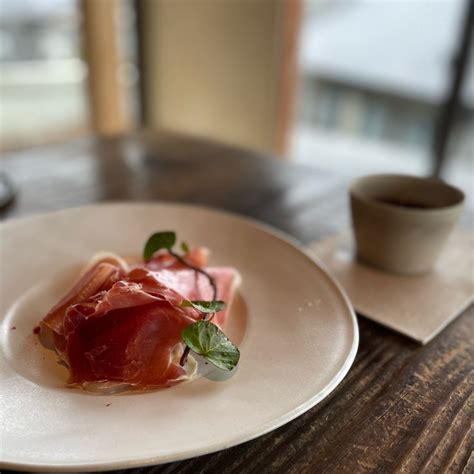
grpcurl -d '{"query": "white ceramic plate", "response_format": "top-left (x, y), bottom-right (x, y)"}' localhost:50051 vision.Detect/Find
top-left (0, 203), bottom-right (358, 472)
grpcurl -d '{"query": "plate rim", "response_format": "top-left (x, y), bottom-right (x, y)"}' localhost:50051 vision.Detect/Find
top-left (0, 201), bottom-right (359, 472)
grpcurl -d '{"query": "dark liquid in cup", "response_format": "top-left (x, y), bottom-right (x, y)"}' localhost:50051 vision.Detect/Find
top-left (376, 198), bottom-right (436, 209)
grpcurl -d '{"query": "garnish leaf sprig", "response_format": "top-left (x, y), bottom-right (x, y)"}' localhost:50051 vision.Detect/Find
top-left (181, 321), bottom-right (240, 371)
top-left (143, 231), bottom-right (176, 260)
top-left (143, 231), bottom-right (239, 371)
top-left (181, 299), bottom-right (226, 314)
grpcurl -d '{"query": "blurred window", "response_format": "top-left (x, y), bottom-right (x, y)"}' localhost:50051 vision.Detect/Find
top-left (0, 0), bottom-right (139, 151)
top-left (292, 0), bottom-right (473, 184)
top-left (0, 0), bottom-right (88, 150)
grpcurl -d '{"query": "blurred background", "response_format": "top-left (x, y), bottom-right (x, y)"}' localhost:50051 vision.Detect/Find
top-left (0, 0), bottom-right (472, 190)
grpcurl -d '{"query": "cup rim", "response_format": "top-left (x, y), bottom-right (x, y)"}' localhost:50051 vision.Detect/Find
top-left (350, 173), bottom-right (465, 214)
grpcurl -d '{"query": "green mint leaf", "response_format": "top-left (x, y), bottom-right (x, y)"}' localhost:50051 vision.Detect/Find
top-left (181, 241), bottom-right (190, 254)
top-left (181, 300), bottom-right (226, 313)
top-left (143, 231), bottom-right (176, 260)
top-left (181, 321), bottom-right (240, 371)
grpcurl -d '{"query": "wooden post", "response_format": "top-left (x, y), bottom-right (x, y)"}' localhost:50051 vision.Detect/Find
top-left (274, 0), bottom-right (302, 156)
top-left (81, 0), bottom-right (127, 135)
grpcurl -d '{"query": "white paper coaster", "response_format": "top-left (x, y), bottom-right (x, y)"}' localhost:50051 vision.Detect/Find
top-left (309, 231), bottom-right (474, 344)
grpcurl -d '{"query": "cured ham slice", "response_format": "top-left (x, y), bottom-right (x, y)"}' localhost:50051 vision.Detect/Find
top-left (149, 267), bottom-right (239, 327)
top-left (144, 247), bottom-right (210, 271)
top-left (63, 276), bottom-right (200, 388)
top-left (39, 255), bottom-right (128, 351)
top-left (36, 248), bottom-right (240, 390)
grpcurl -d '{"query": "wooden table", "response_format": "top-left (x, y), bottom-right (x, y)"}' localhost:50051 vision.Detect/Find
top-left (2, 133), bottom-right (473, 474)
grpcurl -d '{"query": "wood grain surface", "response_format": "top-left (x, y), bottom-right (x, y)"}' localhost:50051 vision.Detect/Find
top-left (1, 132), bottom-right (473, 474)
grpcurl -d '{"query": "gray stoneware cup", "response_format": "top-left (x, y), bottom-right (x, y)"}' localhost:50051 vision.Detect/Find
top-left (350, 174), bottom-right (465, 275)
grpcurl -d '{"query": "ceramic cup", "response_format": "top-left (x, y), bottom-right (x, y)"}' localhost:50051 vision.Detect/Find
top-left (350, 174), bottom-right (465, 275)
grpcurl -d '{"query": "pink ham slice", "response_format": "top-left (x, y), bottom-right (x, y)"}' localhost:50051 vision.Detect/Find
top-left (145, 247), bottom-right (210, 271)
top-left (62, 274), bottom-right (200, 388)
top-left (39, 256), bottom-right (127, 351)
top-left (148, 267), bottom-right (238, 327)
top-left (37, 250), bottom-right (239, 390)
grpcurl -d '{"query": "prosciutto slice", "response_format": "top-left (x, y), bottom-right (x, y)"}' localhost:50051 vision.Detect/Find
top-left (145, 247), bottom-right (210, 271)
top-left (39, 254), bottom-right (128, 352)
top-left (149, 267), bottom-right (238, 327)
top-left (63, 275), bottom-right (200, 388)
top-left (37, 249), bottom-right (239, 390)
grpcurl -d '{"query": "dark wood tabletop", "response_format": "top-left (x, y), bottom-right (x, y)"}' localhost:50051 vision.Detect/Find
top-left (1, 132), bottom-right (473, 474)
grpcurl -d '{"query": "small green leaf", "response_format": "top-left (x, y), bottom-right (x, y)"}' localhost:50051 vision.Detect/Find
top-left (181, 321), bottom-right (240, 371)
top-left (143, 231), bottom-right (176, 260)
top-left (181, 241), bottom-right (190, 254)
top-left (181, 300), bottom-right (226, 313)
